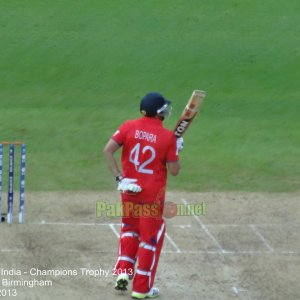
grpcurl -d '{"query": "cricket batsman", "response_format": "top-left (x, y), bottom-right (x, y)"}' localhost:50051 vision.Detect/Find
top-left (103, 92), bottom-right (183, 298)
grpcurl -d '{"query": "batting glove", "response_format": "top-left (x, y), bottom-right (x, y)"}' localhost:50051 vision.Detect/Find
top-left (117, 177), bottom-right (142, 193)
top-left (176, 137), bottom-right (184, 153)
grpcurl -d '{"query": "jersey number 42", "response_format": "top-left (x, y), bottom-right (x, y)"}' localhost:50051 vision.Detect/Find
top-left (129, 143), bottom-right (155, 174)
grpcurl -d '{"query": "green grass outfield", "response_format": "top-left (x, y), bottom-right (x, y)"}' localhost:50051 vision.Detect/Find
top-left (0, 0), bottom-right (299, 192)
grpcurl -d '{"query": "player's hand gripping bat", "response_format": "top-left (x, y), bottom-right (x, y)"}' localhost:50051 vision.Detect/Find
top-left (173, 90), bottom-right (206, 138)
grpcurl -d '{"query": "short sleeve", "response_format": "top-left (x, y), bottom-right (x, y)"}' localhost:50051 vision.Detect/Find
top-left (166, 135), bottom-right (179, 162)
top-left (111, 122), bottom-right (128, 145)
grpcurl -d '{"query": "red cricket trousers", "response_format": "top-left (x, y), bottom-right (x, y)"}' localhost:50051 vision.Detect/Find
top-left (113, 201), bottom-right (166, 293)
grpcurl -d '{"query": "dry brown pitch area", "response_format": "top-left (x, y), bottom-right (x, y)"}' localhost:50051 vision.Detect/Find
top-left (1, 191), bottom-right (300, 300)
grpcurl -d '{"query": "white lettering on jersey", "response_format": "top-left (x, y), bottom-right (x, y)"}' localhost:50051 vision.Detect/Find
top-left (134, 130), bottom-right (157, 143)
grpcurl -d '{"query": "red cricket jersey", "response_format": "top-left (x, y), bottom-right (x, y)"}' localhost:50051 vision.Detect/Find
top-left (112, 116), bottom-right (178, 203)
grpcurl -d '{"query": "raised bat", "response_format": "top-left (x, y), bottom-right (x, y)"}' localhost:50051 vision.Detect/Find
top-left (173, 90), bottom-right (206, 137)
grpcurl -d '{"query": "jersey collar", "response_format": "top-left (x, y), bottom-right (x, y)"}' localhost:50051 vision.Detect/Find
top-left (141, 116), bottom-right (163, 125)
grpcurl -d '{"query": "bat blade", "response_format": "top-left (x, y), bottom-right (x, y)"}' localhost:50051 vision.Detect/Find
top-left (174, 90), bottom-right (206, 138)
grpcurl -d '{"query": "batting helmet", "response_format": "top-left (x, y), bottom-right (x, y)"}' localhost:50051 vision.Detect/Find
top-left (140, 92), bottom-right (172, 118)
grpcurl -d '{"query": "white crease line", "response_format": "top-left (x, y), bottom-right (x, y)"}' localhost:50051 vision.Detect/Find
top-left (181, 199), bottom-right (225, 253)
top-left (1, 248), bottom-right (299, 255)
top-left (0, 249), bottom-right (20, 253)
top-left (65, 249), bottom-right (298, 255)
top-left (67, 249), bottom-right (110, 254)
top-left (109, 224), bottom-right (120, 239)
top-left (252, 223), bottom-right (300, 227)
top-left (182, 250), bottom-right (270, 254)
top-left (30, 221), bottom-right (192, 228)
top-left (206, 224), bottom-right (241, 227)
top-left (232, 286), bottom-right (248, 294)
top-left (165, 233), bottom-right (181, 253)
top-left (207, 223), bottom-right (300, 227)
top-left (172, 224), bottom-right (192, 228)
top-left (29, 221), bottom-right (300, 228)
top-left (179, 250), bottom-right (300, 255)
top-left (249, 224), bottom-right (274, 253)
top-left (65, 249), bottom-right (178, 254)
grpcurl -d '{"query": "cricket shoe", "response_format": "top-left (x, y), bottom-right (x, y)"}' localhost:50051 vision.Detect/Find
top-left (115, 274), bottom-right (129, 291)
top-left (131, 287), bottom-right (160, 299)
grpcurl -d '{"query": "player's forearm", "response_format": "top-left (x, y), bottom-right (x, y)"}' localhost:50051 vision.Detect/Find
top-left (103, 151), bottom-right (121, 178)
top-left (103, 139), bottom-right (122, 178)
top-left (167, 161), bottom-right (180, 176)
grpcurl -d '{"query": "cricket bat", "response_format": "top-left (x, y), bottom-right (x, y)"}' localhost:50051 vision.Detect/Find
top-left (173, 90), bottom-right (206, 137)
